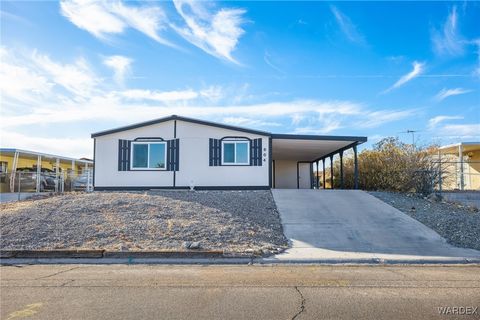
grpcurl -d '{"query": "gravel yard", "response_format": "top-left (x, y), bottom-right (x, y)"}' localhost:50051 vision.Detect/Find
top-left (0, 191), bottom-right (288, 254)
top-left (370, 191), bottom-right (480, 251)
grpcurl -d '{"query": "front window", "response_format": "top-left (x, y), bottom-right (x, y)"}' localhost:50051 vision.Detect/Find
top-left (222, 140), bottom-right (249, 165)
top-left (131, 142), bottom-right (166, 170)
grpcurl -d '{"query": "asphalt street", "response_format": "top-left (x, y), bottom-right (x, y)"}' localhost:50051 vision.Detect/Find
top-left (1, 264), bottom-right (479, 319)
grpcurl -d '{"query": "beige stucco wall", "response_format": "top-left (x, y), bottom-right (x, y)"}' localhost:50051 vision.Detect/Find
top-left (94, 119), bottom-right (270, 188)
top-left (273, 160), bottom-right (311, 189)
top-left (466, 151), bottom-right (480, 190)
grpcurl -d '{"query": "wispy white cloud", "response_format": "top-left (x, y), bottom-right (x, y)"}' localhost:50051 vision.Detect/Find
top-left (1, 46), bottom-right (420, 157)
top-left (432, 6), bottom-right (465, 56)
top-left (428, 115), bottom-right (464, 129)
top-left (172, 0), bottom-right (246, 63)
top-left (116, 85), bottom-right (223, 103)
top-left (473, 39), bottom-right (480, 77)
top-left (382, 61), bottom-right (425, 93)
top-left (223, 117), bottom-right (281, 127)
top-left (60, 0), bottom-right (124, 38)
top-left (0, 48), bottom-right (53, 104)
top-left (60, 0), bottom-right (247, 63)
top-left (0, 10), bottom-right (32, 25)
top-left (31, 50), bottom-right (100, 97)
top-left (264, 51), bottom-right (285, 74)
top-left (439, 124), bottom-right (480, 138)
top-left (330, 5), bottom-right (366, 45)
top-left (103, 55), bottom-right (132, 85)
top-left (434, 88), bottom-right (473, 101)
top-left (358, 109), bottom-right (418, 128)
top-left (0, 130), bottom-right (92, 159)
top-left (293, 122), bottom-right (342, 135)
top-left (60, 0), bottom-right (174, 47)
top-left (118, 89), bottom-right (199, 102)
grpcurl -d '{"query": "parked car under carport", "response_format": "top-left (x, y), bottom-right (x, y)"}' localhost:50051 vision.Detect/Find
top-left (12, 168), bottom-right (57, 192)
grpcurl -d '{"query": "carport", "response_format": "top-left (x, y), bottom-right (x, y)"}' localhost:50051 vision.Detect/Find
top-left (271, 134), bottom-right (367, 189)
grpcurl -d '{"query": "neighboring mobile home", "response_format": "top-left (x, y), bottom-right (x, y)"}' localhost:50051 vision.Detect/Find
top-left (437, 142), bottom-right (480, 191)
top-left (91, 115), bottom-right (367, 190)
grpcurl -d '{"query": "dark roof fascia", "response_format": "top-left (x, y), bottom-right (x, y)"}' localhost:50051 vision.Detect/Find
top-left (91, 115), bottom-right (271, 138)
top-left (312, 141), bottom-right (360, 163)
top-left (271, 133), bottom-right (367, 143)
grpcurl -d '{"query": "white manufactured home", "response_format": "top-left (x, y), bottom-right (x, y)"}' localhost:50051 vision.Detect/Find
top-left (91, 115), bottom-right (367, 190)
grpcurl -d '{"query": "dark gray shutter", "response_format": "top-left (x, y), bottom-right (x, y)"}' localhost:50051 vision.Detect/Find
top-left (209, 138), bottom-right (221, 166)
top-left (118, 139), bottom-right (131, 171)
top-left (250, 138), bottom-right (262, 166)
top-left (167, 139), bottom-right (180, 171)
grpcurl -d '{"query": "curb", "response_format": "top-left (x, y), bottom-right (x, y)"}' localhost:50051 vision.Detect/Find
top-left (0, 250), bottom-right (104, 259)
top-left (1, 250), bottom-right (479, 265)
top-left (0, 250), bottom-right (254, 260)
top-left (257, 257), bottom-right (480, 265)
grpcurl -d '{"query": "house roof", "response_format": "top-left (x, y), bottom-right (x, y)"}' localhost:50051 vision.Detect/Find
top-left (91, 115), bottom-right (271, 138)
top-left (91, 115), bottom-right (368, 143)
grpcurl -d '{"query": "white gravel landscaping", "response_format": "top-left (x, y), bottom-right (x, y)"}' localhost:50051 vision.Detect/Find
top-left (0, 191), bottom-right (288, 254)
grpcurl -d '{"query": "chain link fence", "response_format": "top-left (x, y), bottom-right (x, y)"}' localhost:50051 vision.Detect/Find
top-left (431, 160), bottom-right (480, 192)
top-left (0, 169), bottom-right (93, 201)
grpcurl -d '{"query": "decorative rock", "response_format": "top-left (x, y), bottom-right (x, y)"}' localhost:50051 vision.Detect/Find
top-left (188, 241), bottom-right (201, 249)
top-left (427, 193), bottom-right (442, 202)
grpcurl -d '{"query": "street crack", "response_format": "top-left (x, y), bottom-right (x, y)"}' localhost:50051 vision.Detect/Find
top-left (36, 266), bottom-right (80, 280)
top-left (292, 286), bottom-right (306, 320)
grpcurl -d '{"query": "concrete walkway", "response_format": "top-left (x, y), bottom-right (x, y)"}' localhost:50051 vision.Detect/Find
top-left (267, 189), bottom-right (480, 263)
top-left (0, 192), bottom-right (35, 203)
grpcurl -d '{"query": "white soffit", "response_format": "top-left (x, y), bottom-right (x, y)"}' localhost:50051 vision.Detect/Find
top-left (272, 139), bottom-right (355, 161)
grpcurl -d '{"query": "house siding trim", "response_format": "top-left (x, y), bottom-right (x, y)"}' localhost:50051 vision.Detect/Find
top-left (94, 185), bottom-right (270, 191)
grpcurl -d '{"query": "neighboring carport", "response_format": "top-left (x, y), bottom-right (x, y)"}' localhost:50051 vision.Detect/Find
top-left (271, 134), bottom-right (367, 189)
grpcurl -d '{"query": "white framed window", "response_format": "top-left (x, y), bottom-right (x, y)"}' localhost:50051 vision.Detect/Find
top-left (131, 141), bottom-right (167, 170)
top-left (222, 140), bottom-right (250, 165)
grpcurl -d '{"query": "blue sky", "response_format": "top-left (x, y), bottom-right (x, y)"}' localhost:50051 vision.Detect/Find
top-left (1, 1), bottom-right (479, 158)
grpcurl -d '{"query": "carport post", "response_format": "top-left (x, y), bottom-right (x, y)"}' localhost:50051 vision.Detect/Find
top-left (36, 155), bottom-right (41, 193)
top-left (316, 160), bottom-right (319, 189)
top-left (458, 144), bottom-right (464, 190)
top-left (339, 150), bottom-right (344, 189)
top-left (330, 155), bottom-right (334, 189)
top-left (55, 158), bottom-right (60, 193)
top-left (322, 158), bottom-right (326, 189)
top-left (353, 144), bottom-right (359, 189)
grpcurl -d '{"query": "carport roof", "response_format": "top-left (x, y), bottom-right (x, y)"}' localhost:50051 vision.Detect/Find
top-left (0, 148), bottom-right (93, 164)
top-left (439, 142), bottom-right (480, 154)
top-left (272, 134), bottom-right (367, 162)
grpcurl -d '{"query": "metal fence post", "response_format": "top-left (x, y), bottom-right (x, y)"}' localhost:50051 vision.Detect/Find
top-left (438, 152), bottom-right (442, 194)
top-left (87, 170), bottom-right (92, 192)
top-left (17, 171), bottom-right (21, 201)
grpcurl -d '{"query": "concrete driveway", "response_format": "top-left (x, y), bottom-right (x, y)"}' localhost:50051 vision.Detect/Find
top-left (267, 189), bottom-right (480, 263)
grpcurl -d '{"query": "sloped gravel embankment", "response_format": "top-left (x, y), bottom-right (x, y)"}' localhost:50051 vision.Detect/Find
top-left (0, 191), bottom-right (288, 254)
top-left (370, 191), bottom-right (480, 251)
